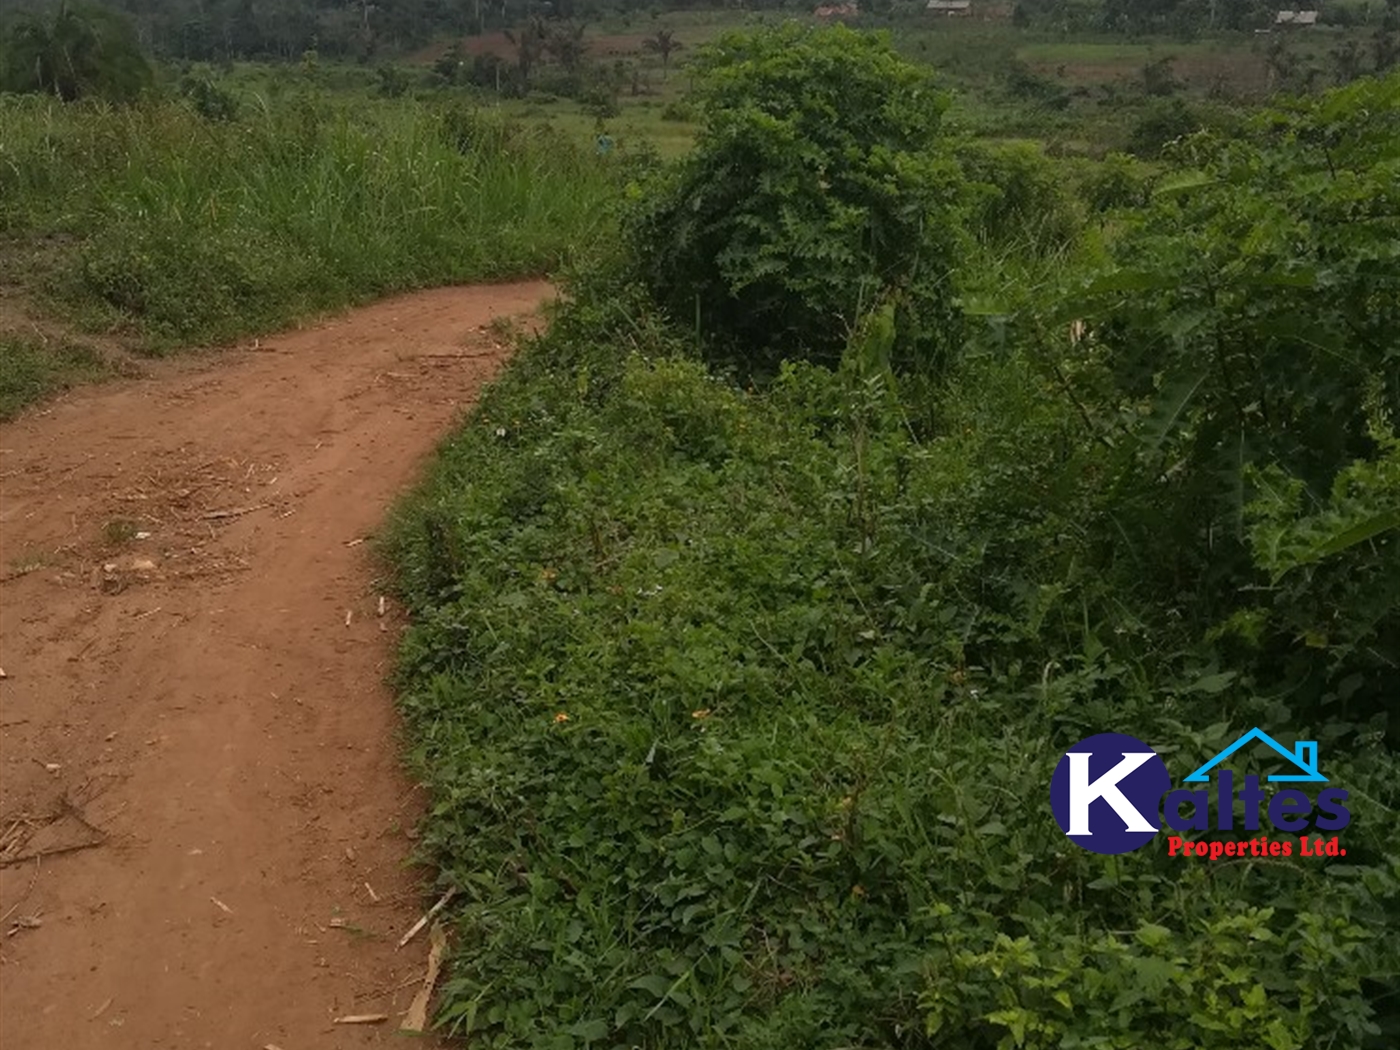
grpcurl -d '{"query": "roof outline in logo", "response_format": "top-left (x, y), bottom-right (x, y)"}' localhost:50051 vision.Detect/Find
top-left (1182, 727), bottom-right (1326, 784)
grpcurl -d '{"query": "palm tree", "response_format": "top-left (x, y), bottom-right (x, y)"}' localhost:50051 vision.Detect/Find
top-left (544, 21), bottom-right (587, 75)
top-left (642, 28), bottom-right (683, 81)
top-left (503, 15), bottom-right (548, 86)
top-left (1, 1), bottom-right (152, 102)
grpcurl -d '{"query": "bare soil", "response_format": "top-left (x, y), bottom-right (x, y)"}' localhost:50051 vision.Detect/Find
top-left (0, 282), bottom-right (553, 1048)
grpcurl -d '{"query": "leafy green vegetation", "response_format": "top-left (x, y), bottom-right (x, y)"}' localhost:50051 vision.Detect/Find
top-left (625, 25), bottom-right (967, 376)
top-left (387, 27), bottom-right (1400, 1050)
top-left (0, 333), bottom-right (113, 420)
top-left (0, 1), bottom-right (152, 102)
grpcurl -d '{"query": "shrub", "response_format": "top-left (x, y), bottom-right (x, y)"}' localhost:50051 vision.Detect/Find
top-left (659, 99), bottom-right (696, 122)
top-left (1126, 98), bottom-right (1204, 158)
top-left (1041, 73), bottom-right (1400, 729)
top-left (624, 24), bottom-right (970, 378)
top-left (1078, 150), bottom-right (1151, 212)
top-left (957, 140), bottom-right (1082, 254)
top-left (178, 74), bottom-right (239, 122)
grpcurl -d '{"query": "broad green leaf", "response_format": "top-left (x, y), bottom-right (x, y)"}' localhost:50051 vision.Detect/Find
top-left (1140, 370), bottom-right (1209, 452)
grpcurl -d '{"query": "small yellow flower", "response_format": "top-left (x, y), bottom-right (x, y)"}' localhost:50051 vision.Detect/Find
top-left (553, 712), bottom-right (570, 723)
top-left (691, 709), bottom-right (712, 720)
top-left (539, 567), bottom-right (558, 582)
top-left (851, 884), bottom-right (866, 898)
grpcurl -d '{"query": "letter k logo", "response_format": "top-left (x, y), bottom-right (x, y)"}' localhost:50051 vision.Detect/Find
top-left (1066, 752), bottom-right (1157, 835)
top-left (1050, 733), bottom-right (1172, 855)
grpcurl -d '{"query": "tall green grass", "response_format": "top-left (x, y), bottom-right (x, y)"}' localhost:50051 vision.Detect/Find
top-left (0, 94), bottom-right (615, 347)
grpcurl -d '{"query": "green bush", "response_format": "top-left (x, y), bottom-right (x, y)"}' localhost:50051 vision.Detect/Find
top-left (1126, 98), bottom-right (1205, 158)
top-left (1036, 73), bottom-right (1400, 728)
top-left (957, 140), bottom-right (1082, 254)
top-left (1079, 150), bottom-right (1151, 213)
top-left (659, 99), bottom-right (696, 122)
top-left (385, 282), bottom-right (1399, 1047)
top-left (624, 24), bottom-right (970, 378)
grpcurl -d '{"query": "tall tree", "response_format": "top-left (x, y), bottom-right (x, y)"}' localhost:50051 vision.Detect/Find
top-left (1, 1), bottom-right (152, 101)
top-left (642, 27), bottom-right (681, 80)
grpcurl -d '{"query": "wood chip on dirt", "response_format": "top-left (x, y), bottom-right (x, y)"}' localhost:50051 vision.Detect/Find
top-left (401, 922), bottom-right (448, 1033)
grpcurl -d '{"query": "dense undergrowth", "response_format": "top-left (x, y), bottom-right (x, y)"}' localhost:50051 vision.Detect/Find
top-left (387, 27), bottom-right (1399, 1050)
top-left (0, 94), bottom-right (614, 347)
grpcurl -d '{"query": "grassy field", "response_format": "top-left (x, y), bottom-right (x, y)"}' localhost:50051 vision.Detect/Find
top-left (0, 93), bottom-right (615, 353)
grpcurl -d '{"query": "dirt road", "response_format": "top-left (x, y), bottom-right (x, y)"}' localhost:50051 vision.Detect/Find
top-left (0, 282), bottom-right (552, 1048)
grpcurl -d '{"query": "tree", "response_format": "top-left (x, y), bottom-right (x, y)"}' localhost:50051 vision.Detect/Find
top-left (1, 1), bottom-right (152, 102)
top-left (544, 20), bottom-right (587, 74)
top-left (625, 24), bottom-right (969, 377)
top-left (503, 15), bottom-right (547, 85)
top-left (642, 27), bottom-right (682, 80)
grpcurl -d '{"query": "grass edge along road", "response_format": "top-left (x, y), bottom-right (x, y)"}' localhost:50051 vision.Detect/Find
top-left (0, 93), bottom-right (616, 417)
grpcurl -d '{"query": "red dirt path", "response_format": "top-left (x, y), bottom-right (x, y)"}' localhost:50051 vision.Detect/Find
top-left (0, 282), bottom-right (553, 1048)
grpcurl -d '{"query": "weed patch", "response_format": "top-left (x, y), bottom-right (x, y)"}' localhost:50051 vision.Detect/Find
top-left (0, 333), bottom-right (113, 419)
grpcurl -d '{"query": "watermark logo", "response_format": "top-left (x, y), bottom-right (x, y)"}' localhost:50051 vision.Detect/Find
top-left (1049, 728), bottom-right (1351, 857)
top-left (1048, 733), bottom-right (1172, 855)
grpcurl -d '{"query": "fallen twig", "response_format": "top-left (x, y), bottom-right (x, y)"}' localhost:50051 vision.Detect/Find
top-left (1, 838), bottom-right (104, 867)
top-left (401, 922), bottom-right (448, 1032)
top-left (397, 887), bottom-right (457, 950)
top-left (209, 896), bottom-right (234, 915)
top-left (0, 856), bottom-right (40, 925)
top-left (201, 503), bottom-right (269, 521)
top-left (333, 1014), bottom-right (389, 1025)
top-left (5, 914), bottom-right (42, 937)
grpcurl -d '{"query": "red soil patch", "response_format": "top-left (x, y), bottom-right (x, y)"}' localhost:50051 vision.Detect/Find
top-left (0, 282), bottom-right (553, 1048)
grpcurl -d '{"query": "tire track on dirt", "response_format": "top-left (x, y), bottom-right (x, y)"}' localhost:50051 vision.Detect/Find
top-left (0, 282), bottom-right (551, 1048)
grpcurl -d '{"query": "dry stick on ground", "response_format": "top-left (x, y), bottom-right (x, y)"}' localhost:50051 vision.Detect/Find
top-left (401, 921), bottom-right (448, 1032)
top-left (0, 856), bottom-right (40, 925)
top-left (201, 503), bottom-right (270, 521)
top-left (2, 839), bottom-right (106, 868)
top-left (397, 887), bottom-right (457, 949)
top-left (333, 1013), bottom-right (389, 1024)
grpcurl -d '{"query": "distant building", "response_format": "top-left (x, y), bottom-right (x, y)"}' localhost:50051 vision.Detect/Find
top-left (1274, 10), bottom-right (1319, 25)
top-left (927, 0), bottom-right (973, 13)
top-left (814, 3), bottom-right (859, 19)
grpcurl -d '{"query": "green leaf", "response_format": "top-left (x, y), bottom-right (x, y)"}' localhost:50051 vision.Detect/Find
top-left (1152, 169), bottom-right (1215, 196)
top-left (1140, 369), bottom-right (1209, 452)
top-left (1189, 672), bottom-right (1237, 695)
top-left (628, 974), bottom-right (673, 998)
top-left (1310, 508), bottom-right (1400, 560)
